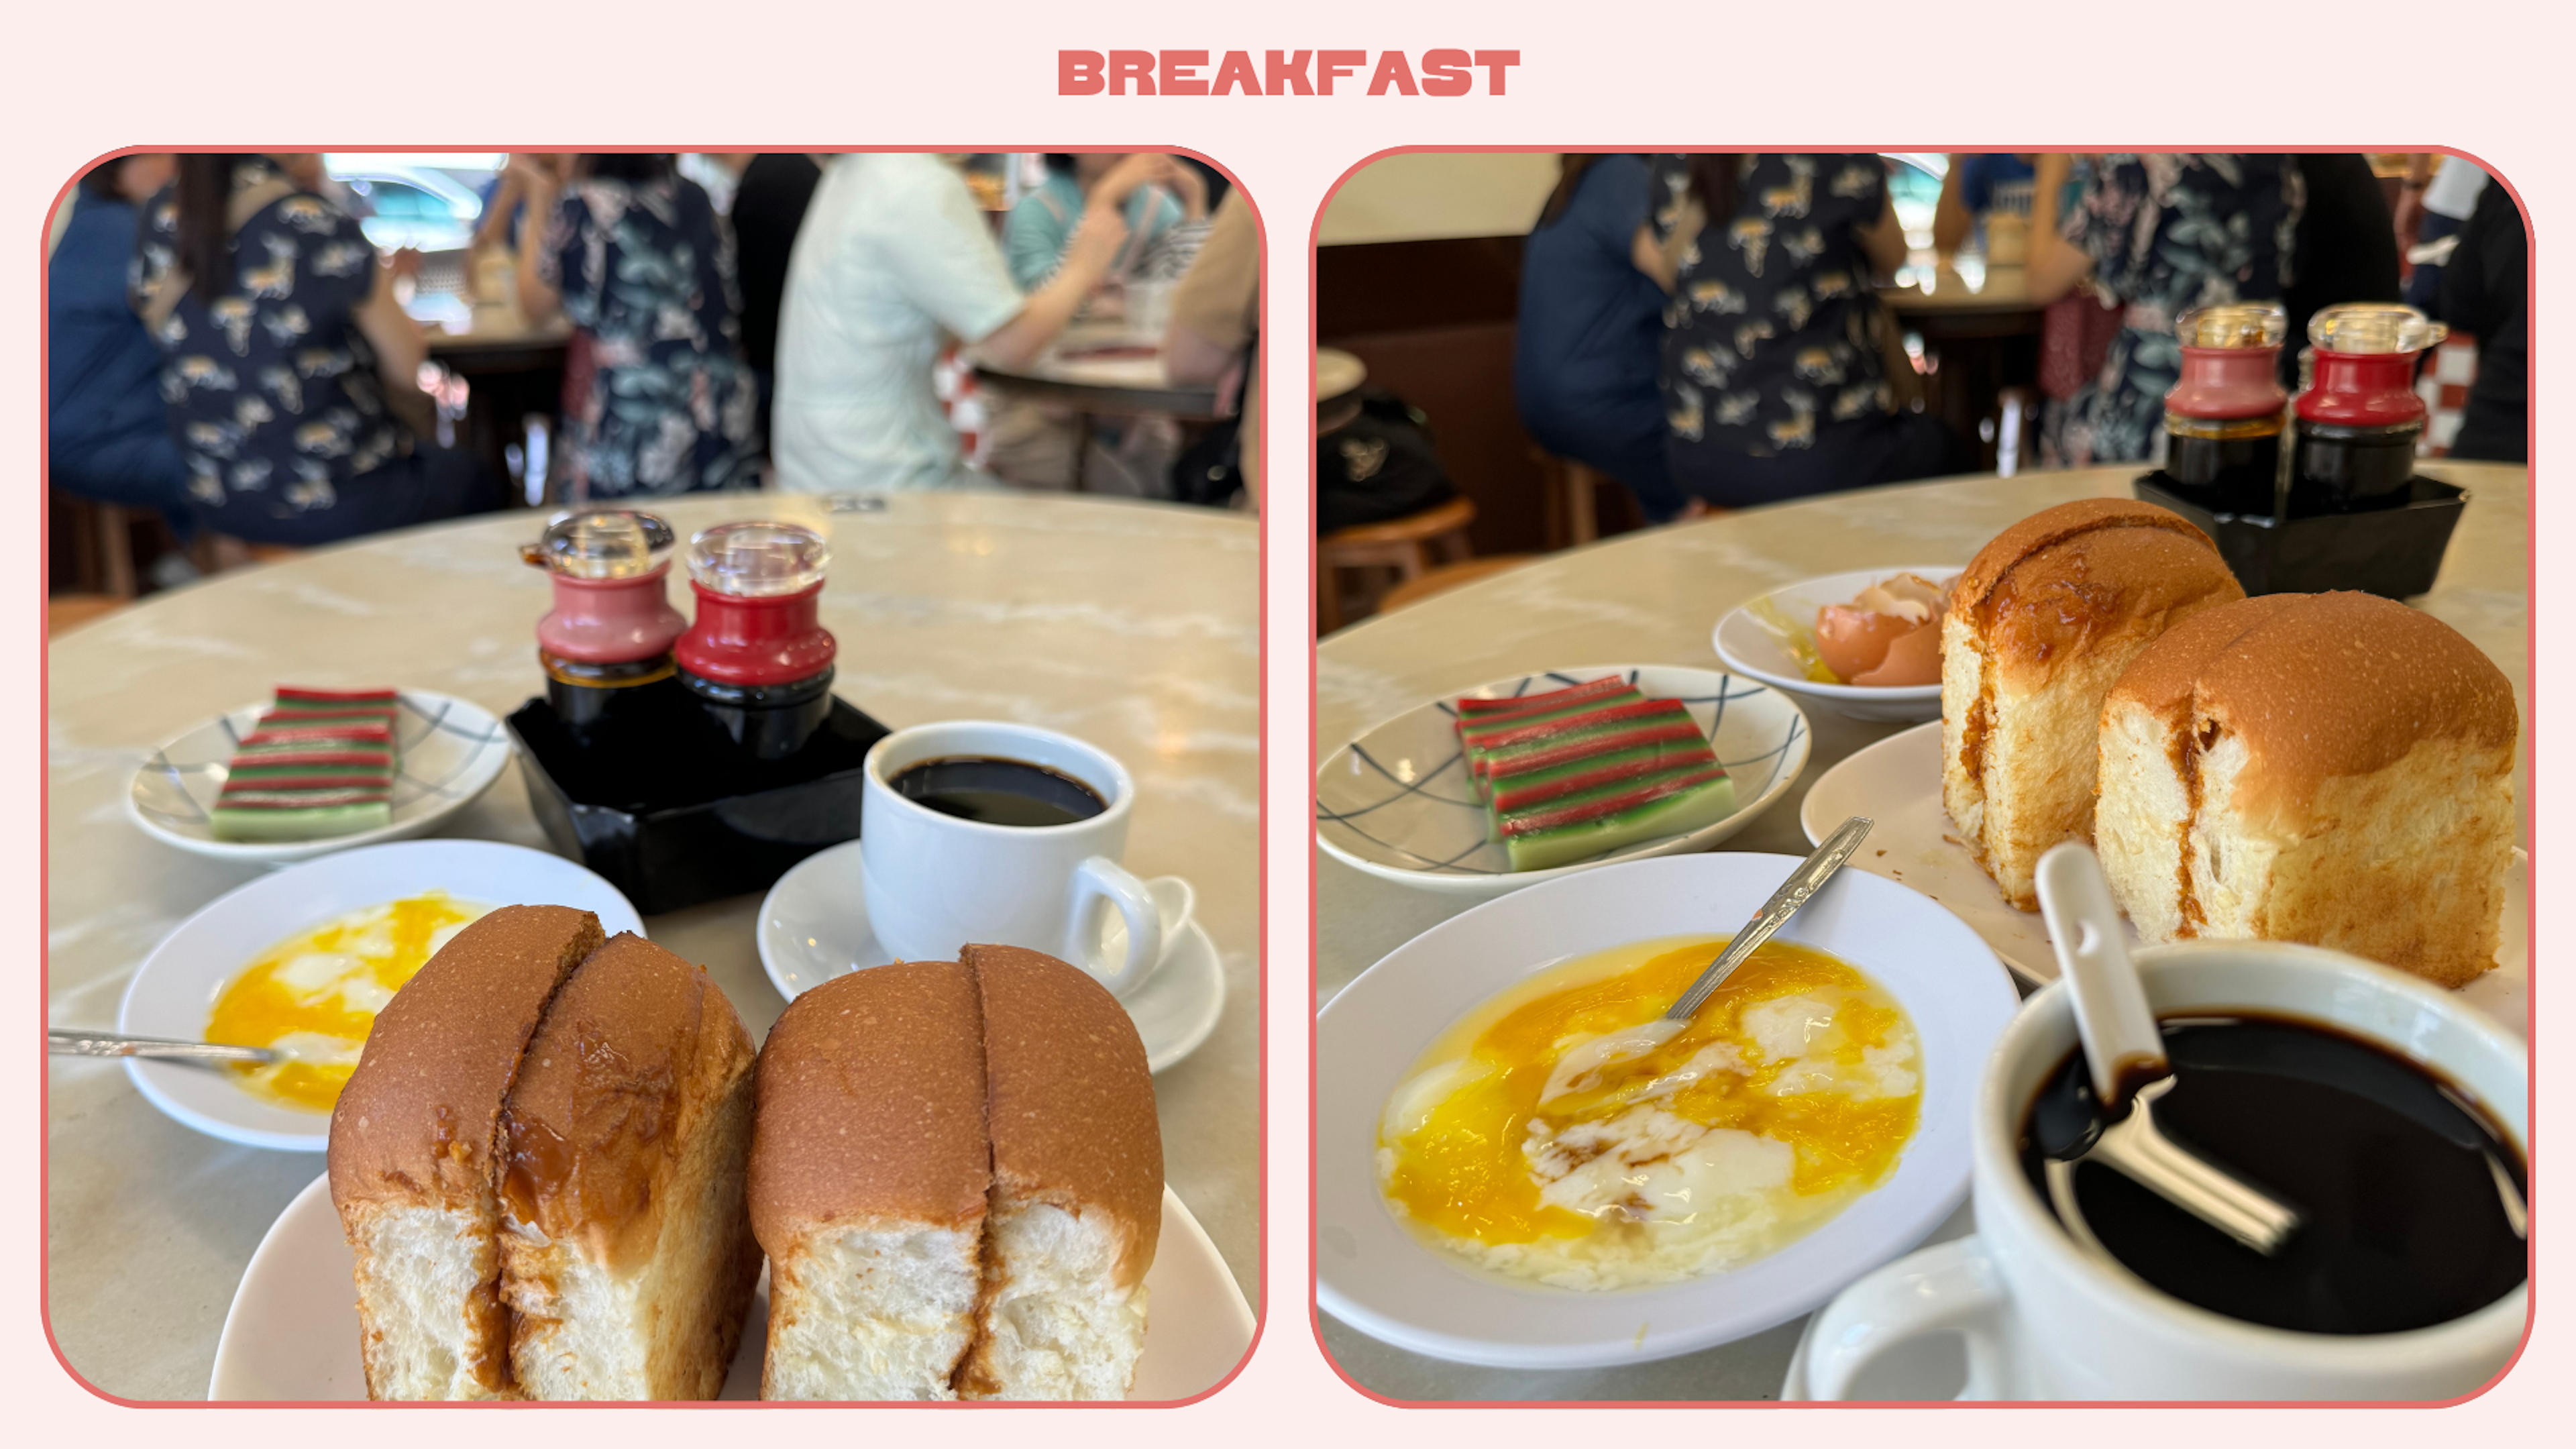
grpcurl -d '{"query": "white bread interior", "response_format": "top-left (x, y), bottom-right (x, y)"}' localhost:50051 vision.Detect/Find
top-left (762, 1223), bottom-right (983, 1400)
top-left (967, 1201), bottom-right (1152, 1401)
top-left (2097, 592), bottom-right (2517, 988)
top-left (339, 1203), bottom-right (516, 1400)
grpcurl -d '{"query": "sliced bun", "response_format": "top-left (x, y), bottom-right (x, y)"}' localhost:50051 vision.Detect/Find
top-left (329, 904), bottom-right (604, 1401)
top-left (1941, 499), bottom-right (2242, 909)
top-left (959, 944), bottom-right (1160, 1401)
top-left (751, 960), bottom-right (991, 1401)
top-left (2098, 592), bottom-right (2518, 986)
top-left (498, 932), bottom-right (761, 1399)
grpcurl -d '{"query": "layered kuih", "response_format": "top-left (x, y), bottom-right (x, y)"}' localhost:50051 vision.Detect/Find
top-left (1454, 684), bottom-right (1736, 871)
top-left (211, 688), bottom-right (400, 841)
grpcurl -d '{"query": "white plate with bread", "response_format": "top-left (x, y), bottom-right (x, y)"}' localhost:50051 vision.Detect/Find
top-left (113, 840), bottom-right (643, 1152)
top-left (213, 1174), bottom-right (1252, 1401)
top-left (232, 905), bottom-right (1250, 1401)
top-left (1315, 665), bottom-right (1811, 900)
top-left (125, 690), bottom-right (515, 865)
top-left (1805, 499), bottom-right (2528, 1037)
top-left (1713, 565), bottom-right (1960, 723)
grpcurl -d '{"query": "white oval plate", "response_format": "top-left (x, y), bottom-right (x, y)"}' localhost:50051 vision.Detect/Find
top-left (1712, 566), bottom-right (1960, 724)
top-left (126, 691), bottom-right (515, 865)
top-left (115, 840), bottom-right (645, 1152)
top-left (1314, 665), bottom-right (1811, 901)
top-left (755, 839), bottom-right (1225, 1074)
top-left (1799, 720), bottom-right (2532, 1036)
top-left (212, 1173), bottom-right (1256, 1401)
top-left (1315, 851), bottom-right (2018, 1368)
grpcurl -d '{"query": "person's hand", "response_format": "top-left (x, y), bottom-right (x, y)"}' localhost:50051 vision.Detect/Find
top-left (1090, 152), bottom-right (1173, 213)
top-left (389, 248), bottom-right (423, 280)
top-left (1162, 158), bottom-right (1210, 221)
top-left (2393, 184), bottom-right (2425, 256)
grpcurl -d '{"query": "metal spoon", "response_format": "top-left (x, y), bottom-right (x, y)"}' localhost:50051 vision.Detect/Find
top-left (1540, 816), bottom-right (1875, 1103)
top-left (49, 1028), bottom-right (282, 1066)
top-left (2031, 843), bottom-right (2303, 1256)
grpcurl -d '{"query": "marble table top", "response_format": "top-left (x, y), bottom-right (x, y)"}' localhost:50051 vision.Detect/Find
top-left (46, 490), bottom-right (1261, 1400)
top-left (1314, 462), bottom-right (2528, 1401)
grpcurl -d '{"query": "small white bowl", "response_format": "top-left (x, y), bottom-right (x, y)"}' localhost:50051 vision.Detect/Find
top-left (1713, 566), bottom-right (1960, 723)
top-left (113, 839), bottom-right (645, 1151)
top-left (1314, 665), bottom-right (1811, 901)
top-left (1316, 851), bottom-right (2019, 1368)
top-left (126, 691), bottom-right (515, 865)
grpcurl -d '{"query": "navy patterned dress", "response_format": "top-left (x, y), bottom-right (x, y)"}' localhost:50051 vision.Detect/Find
top-left (132, 161), bottom-right (413, 525)
top-left (538, 176), bottom-right (759, 498)
top-left (2045, 154), bottom-right (2305, 467)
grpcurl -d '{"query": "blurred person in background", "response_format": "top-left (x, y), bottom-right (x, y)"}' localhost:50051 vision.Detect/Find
top-left (2027, 153), bottom-right (2302, 466)
top-left (1644, 154), bottom-right (1960, 509)
top-left (513, 153), bottom-right (759, 498)
top-left (470, 152), bottom-right (572, 257)
top-left (1932, 152), bottom-right (2034, 262)
top-left (1164, 186), bottom-right (1260, 508)
top-left (2282, 154), bottom-right (2401, 388)
top-left (2397, 154), bottom-right (2490, 311)
top-left (50, 154), bottom-right (193, 555)
top-left (131, 154), bottom-right (502, 545)
top-left (2434, 179), bottom-right (2526, 463)
top-left (731, 153), bottom-right (827, 460)
top-left (771, 152), bottom-right (1140, 494)
top-left (987, 152), bottom-right (1205, 491)
top-left (1513, 153), bottom-right (1682, 522)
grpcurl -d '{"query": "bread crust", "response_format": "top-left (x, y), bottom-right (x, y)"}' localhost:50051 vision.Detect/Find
top-left (748, 959), bottom-right (991, 1249)
top-left (966, 944), bottom-right (1162, 1286)
top-left (1949, 496), bottom-right (2222, 616)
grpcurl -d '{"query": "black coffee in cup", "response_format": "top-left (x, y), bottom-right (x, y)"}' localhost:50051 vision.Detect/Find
top-left (2018, 1013), bottom-right (2526, 1336)
top-left (888, 755), bottom-right (1107, 828)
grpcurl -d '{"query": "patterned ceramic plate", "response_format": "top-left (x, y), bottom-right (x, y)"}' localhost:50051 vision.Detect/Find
top-left (1315, 665), bottom-right (1811, 898)
top-left (125, 691), bottom-right (514, 865)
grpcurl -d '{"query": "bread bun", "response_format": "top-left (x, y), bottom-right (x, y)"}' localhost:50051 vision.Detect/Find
top-left (751, 960), bottom-right (990, 1401)
top-left (328, 904), bottom-right (603, 1400)
top-left (498, 932), bottom-right (761, 1399)
top-left (2098, 592), bottom-right (2518, 986)
top-left (1941, 499), bottom-right (2243, 908)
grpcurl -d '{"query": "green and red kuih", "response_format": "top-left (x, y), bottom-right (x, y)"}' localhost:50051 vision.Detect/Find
top-left (1455, 678), bottom-right (1736, 873)
top-left (209, 688), bottom-right (401, 843)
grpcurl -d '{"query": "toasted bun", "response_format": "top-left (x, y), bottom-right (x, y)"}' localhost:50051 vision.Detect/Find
top-left (501, 932), bottom-right (757, 1267)
top-left (749, 959), bottom-right (991, 1246)
top-left (1951, 497), bottom-right (2223, 615)
top-left (967, 944), bottom-right (1161, 1286)
top-left (330, 905), bottom-right (604, 1214)
top-left (2110, 592), bottom-right (2518, 831)
top-left (1968, 509), bottom-right (2244, 694)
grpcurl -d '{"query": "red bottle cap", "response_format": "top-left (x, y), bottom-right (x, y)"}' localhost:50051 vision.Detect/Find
top-left (522, 511), bottom-right (688, 665)
top-left (2296, 303), bottom-right (2446, 427)
top-left (674, 522), bottom-right (837, 686)
top-left (2166, 303), bottom-right (2288, 422)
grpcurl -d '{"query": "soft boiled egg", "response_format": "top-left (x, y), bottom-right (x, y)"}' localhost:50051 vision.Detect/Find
top-left (1376, 934), bottom-right (1921, 1291)
top-left (204, 893), bottom-right (489, 1112)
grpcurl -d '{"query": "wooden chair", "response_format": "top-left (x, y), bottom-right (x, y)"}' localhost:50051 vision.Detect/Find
top-left (1529, 449), bottom-right (1613, 551)
top-left (1316, 494), bottom-right (1477, 633)
top-left (46, 594), bottom-right (127, 636)
top-left (1375, 554), bottom-right (1535, 613)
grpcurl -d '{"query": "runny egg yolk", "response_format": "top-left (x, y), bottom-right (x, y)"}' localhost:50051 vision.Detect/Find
top-left (205, 893), bottom-right (488, 1112)
top-left (1380, 936), bottom-right (1921, 1254)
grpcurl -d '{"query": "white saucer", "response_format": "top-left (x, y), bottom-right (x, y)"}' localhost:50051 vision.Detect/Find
top-left (113, 840), bottom-right (645, 1152)
top-left (211, 1172), bottom-right (1255, 1401)
top-left (756, 839), bottom-right (1225, 1073)
top-left (1799, 720), bottom-right (2531, 1036)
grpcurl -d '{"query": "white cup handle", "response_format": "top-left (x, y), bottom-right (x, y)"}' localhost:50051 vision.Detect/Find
top-left (1805, 1236), bottom-right (2014, 1401)
top-left (1069, 855), bottom-right (1164, 997)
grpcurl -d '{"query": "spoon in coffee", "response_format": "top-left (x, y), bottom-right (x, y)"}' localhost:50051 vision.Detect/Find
top-left (2031, 843), bottom-right (2303, 1256)
top-left (1540, 816), bottom-right (1874, 1104)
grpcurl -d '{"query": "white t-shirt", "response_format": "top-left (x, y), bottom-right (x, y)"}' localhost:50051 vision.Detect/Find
top-left (2424, 157), bottom-right (2490, 223)
top-left (771, 154), bottom-right (1024, 493)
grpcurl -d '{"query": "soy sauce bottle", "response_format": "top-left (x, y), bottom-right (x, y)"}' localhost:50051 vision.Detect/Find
top-left (2163, 303), bottom-right (2289, 517)
top-left (2290, 303), bottom-right (2446, 514)
top-left (521, 509), bottom-right (688, 749)
top-left (676, 521), bottom-right (837, 761)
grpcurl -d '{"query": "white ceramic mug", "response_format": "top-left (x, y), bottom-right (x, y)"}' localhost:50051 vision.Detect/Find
top-left (1806, 940), bottom-right (2528, 1401)
top-left (860, 721), bottom-right (1175, 997)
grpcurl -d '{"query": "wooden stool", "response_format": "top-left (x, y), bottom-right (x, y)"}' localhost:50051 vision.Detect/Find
top-left (46, 594), bottom-right (127, 636)
top-left (48, 490), bottom-right (142, 599)
top-left (194, 535), bottom-right (305, 574)
top-left (1317, 494), bottom-right (1478, 633)
top-left (1376, 554), bottom-right (1535, 613)
top-left (1529, 449), bottom-right (1615, 551)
